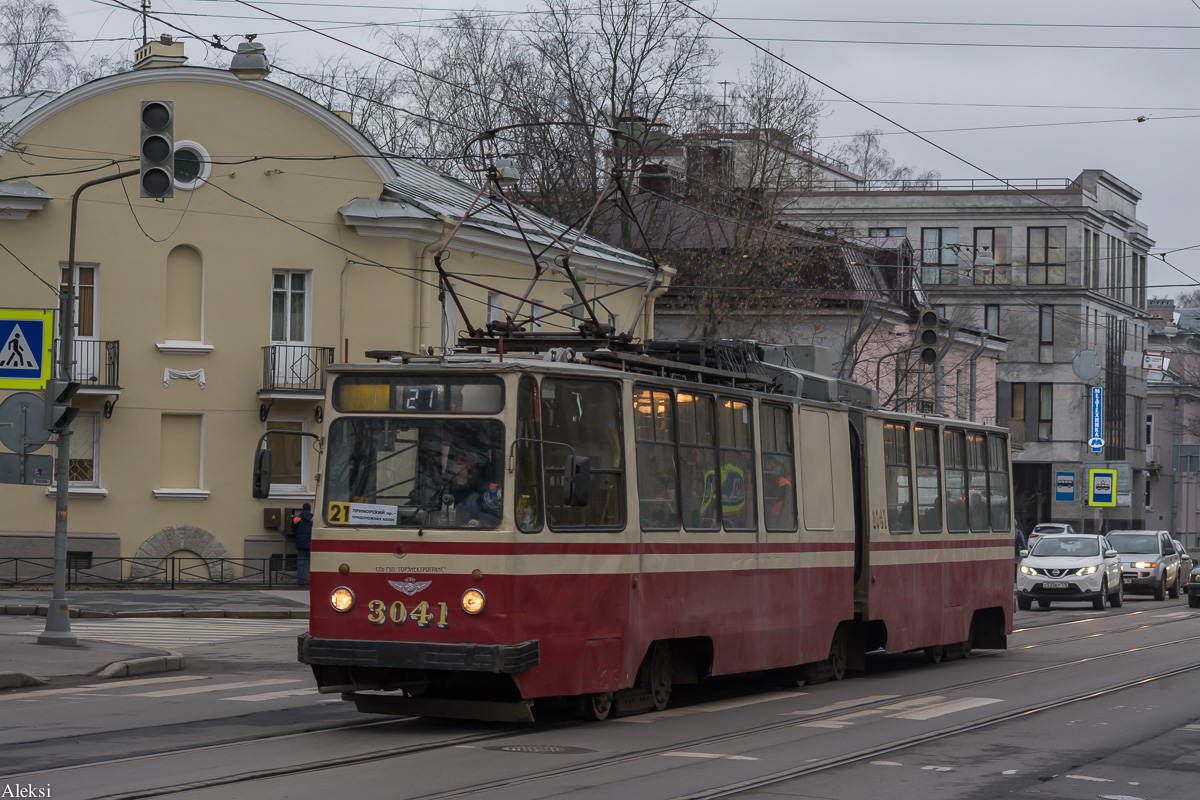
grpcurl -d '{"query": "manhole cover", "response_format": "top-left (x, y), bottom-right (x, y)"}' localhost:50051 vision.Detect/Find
top-left (484, 745), bottom-right (594, 755)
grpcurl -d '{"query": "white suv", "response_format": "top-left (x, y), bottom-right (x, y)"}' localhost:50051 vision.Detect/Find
top-left (1028, 523), bottom-right (1076, 546)
top-left (1017, 534), bottom-right (1123, 610)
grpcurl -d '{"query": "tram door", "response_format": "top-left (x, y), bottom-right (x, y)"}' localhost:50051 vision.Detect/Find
top-left (848, 410), bottom-right (869, 601)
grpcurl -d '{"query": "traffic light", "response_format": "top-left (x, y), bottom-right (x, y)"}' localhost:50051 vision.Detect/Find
top-left (917, 307), bottom-right (941, 365)
top-left (140, 100), bottom-right (174, 199)
top-left (44, 379), bottom-right (81, 433)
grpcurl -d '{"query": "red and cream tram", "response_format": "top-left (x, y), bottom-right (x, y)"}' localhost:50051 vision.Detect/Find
top-left (285, 343), bottom-right (1013, 722)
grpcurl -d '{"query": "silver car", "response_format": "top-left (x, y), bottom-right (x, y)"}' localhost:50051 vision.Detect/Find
top-left (1016, 534), bottom-right (1124, 611)
top-left (1106, 530), bottom-right (1182, 601)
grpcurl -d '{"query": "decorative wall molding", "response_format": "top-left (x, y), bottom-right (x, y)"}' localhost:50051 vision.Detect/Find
top-left (164, 368), bottom-right (205, 388)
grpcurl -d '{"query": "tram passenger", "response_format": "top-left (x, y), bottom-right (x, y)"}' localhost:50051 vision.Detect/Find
top-left (447, 450), bottom-right (501, 528)
top-left (763, 456), bottom-right (794, 528)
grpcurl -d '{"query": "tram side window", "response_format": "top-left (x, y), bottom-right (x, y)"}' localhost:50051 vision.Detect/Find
top-left (884, 422), bottom-right (913, 534)
top-left (760, 403), bottom-right (797, 532)
top-left (515, 376), bottom-right (543, 533)
top-left (678, 393), bottom-right (720, 531)
top-left (541, 378), bottom-right (625, 530)
top-left (943, 430), bottom-right (968, 533)
top-left (634, 387), bottom-right (680, 530)
top-left (966, 432), bottom-right (990, 532)
top-left (718, 397), bottom-right (757, 531)
top-left (914, 425), bottom-right (943, 533)
top-left (988, 433), bottom-right (1011, 531)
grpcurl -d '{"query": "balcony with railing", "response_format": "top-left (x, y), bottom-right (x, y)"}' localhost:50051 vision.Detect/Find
top-left (259, 344), bottom-right (334, 397)
top-left (54, 339), bottom-right (120, 388)
top-left (996, 417), bottom-right (1026, 451)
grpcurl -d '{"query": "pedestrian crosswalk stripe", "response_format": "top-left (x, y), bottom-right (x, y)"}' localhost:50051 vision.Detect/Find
top-left (17, 618), bottom-right (309, 649)
top-left (225, 687), bottom-right (320, 702)
top-left (793, 694), bottom-right (1003, 727)
top-left (130, 679), bottom-right (303, 698)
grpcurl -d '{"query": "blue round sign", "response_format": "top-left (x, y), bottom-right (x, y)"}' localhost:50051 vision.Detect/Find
top-left (1088, 436), bottom-right (1104, 449)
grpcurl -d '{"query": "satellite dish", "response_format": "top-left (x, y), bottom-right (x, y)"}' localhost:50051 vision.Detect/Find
top-left (1072, 349), bottom-right (1102, 381)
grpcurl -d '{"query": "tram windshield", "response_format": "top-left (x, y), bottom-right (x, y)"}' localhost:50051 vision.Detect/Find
top-left (325, 418), bottom-right (504, 529)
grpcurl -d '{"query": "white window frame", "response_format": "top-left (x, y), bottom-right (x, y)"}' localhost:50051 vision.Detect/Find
top-left (48, 410), bottom-right (107, 497)
top-left (264, 416), bottom-right (313, 499)
top-left (270, 270), bottom-right (311, 346)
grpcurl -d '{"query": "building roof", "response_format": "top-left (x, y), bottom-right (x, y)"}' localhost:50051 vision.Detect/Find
top-left (0, 91), bottom-right (57, 130)
top-left (382, 157), bottom-right (655, 273)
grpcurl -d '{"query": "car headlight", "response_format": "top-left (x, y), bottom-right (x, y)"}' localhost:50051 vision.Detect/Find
top-left (1134, 561), bottom-right (1156, 570)
top-left (1077, 565), bottom-right (1099, 575)
top-left (330, 586), bottom-right (355, 612)
top-left (1020, 565), bottom-right (1034, 575)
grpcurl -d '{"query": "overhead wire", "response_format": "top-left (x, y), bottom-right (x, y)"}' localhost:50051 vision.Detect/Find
top-left (28, 0), bottom-right (1197, 336)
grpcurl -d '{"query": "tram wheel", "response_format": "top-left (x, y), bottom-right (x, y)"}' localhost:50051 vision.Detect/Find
top-left (828, 628), bottom-right (848, 681)
top-left (583, 691), bottom-right (614, 721)
top-left (647, 641), bottom-right (673, 711)
top-left (923, 645), bottom-right (944, 664)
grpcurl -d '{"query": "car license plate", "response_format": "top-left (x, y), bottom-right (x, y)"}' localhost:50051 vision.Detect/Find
top-left (1123, 578), bottom-right (1132, 584)
top-left (1042, 582), bottom-right (1068, 589)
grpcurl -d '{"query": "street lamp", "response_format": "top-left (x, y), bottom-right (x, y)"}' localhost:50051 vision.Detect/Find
top-left (229, 39), bottom-right (270, 81)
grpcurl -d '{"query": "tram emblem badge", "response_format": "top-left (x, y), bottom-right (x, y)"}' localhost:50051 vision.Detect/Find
top-left (389, 578), bottom-right (432, 596)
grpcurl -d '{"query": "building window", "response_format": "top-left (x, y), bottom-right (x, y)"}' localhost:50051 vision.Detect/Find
top-left (271, 271), bottom-right (309, 344)
top-left (921, 227), bottom-right (959, 285)
top-left (1028, 226), bottom-right (1066, 285)
top-left (1145, 476), bottom-right (1152, 509)
top-left (1090, 231), bottom-right (1101, 289)
top-left (1038, 383), bottom-right (1053, 441)
top-left (1039, 305), bottom-right (1054, 363)
top-left (173, 140), bottom-right (211, 191)
top-left (985, 305), bottom-right (999, 335)
top-left (973, 227), bottom-right (1011, 284)
top-left (487, 291), bottom-right (503, 325)
top-left (1011, 382), bottom-right (1026, 422)
top-left (1146, 414), bottom-right (1154, 447)
top-left (53, 411), bottom-right (100, 487)
top-left (868, 227), bottom-right (907, 238)
top-left (160, 413), bottom-right (203, 490)
top-left (265, 418), bottom-right (309, 495)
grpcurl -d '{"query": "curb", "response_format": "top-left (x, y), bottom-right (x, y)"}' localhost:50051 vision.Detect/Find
top-left (93, 652), bottom-right (185, 679)
top-left (0, 672), bottom-right (47, 690)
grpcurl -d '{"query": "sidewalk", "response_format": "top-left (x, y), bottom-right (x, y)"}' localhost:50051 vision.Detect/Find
top-left (0, 588), bottom-right (310, 691)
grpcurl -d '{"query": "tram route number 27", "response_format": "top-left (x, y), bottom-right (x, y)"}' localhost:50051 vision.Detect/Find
top-left (366, 599), bottom-right (450, 629)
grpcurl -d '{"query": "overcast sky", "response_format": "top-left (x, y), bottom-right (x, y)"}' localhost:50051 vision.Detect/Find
top-left (53, 0), bottom-right (1200, 295)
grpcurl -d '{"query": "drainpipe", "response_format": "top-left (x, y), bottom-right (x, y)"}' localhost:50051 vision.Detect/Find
top-left (968, 327), bottom-right (990, 423)
top-left (644, 286), bottom-right (669, 342)
top-left (419, 215), bottom-right (457, 351)
top-left (1173, 385), bottom-right (1181, 537)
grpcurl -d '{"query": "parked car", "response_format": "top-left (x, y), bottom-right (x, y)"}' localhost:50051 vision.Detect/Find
top-left (1106, 530), bottom-right (1182, 601)
top-left (1173, 539), bottom-right (1193, 582)
top-left (1027, 523), bottom-right (1076, 547)
top-left (1188, 564), bottom-right (1200, 609)
top-left (1016, 534), bottom-right (1124, 611)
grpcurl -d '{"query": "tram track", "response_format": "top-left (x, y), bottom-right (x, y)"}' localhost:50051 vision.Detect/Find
top-left (63, 627), bottom-right (1200, 800)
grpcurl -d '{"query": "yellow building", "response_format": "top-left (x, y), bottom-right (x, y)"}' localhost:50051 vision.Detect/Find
top-left (0, 41), bottom-right (663, 578)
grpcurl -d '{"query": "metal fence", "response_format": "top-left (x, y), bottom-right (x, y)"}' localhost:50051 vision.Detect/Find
top-left (55, 339), bottom-right (120, 387)
top-left (0, 556), bottom-right (302, 589)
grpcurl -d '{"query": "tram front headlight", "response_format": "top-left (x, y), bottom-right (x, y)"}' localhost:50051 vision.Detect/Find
top-left (461, 589), bottom-right (486, 615)
top-left (330, 586), bottom-right (356, 612)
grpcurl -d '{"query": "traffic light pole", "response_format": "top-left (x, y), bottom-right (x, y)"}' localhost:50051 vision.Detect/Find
top-left (39, 169), bottom-right (137, 646)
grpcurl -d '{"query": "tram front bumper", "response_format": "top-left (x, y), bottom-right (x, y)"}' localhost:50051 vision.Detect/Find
top-left (298, 633), bottom-right (539, 674)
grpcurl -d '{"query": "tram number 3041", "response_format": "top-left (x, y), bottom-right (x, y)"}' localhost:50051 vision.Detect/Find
top-left (366, 599), bottom-right (450, 628)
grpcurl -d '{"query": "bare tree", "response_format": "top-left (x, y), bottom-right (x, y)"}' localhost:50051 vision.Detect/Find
top-left (1177, 288), bottom-right (1200, 308)
top-left (273, 54), bottom-right (407, 153)
top-left (833, 129), bottom-right (940, 188)
top-left (0, 0), bottom-right (70, 94)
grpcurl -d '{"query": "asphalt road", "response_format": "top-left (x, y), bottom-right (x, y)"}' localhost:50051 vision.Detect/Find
top-left (2, 596), bottom-right (1198, 800)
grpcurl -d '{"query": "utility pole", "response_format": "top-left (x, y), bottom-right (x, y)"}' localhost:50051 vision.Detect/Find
top-left (38, 168), bottom-right (137, 646)
top-left (141, 0), bottom-right (149, 46)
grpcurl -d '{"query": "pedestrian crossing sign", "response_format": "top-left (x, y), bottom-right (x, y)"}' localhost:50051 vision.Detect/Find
top-left (0, 309), bottom-right (54, 390)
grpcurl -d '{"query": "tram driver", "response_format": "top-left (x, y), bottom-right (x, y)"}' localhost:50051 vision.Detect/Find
top-left (446, 449), bottom-right (501, 528)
